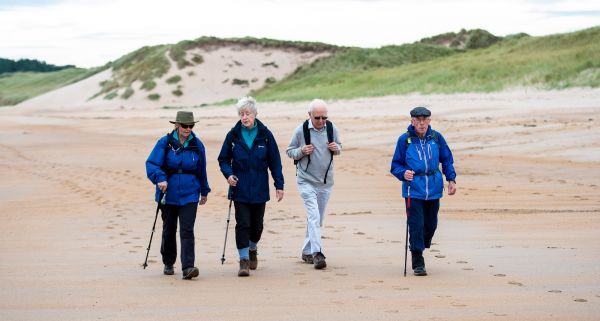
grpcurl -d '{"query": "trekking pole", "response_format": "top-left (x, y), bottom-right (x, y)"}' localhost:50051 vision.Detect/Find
top-left (221, 176), bottom-right (237, 264)
top-left (404, 184), bottom-right (411, 277)
top-left (143, 192), bottom-right (165, 269)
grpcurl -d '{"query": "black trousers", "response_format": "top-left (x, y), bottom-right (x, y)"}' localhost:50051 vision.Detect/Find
top-left (160, 202), bottom-right (198, 270)
top-left (405, 198), bottom-right (440, 252)
top-left (234, 202), bottom-right (266, 249)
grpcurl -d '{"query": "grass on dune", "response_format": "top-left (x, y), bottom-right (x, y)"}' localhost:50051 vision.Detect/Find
top-left (254, 26), bottom-right (600, 101)
top-left (0, 67), bottom-right (103, 106)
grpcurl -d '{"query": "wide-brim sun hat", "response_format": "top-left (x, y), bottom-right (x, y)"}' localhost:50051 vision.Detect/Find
top-left (169, 111), bottom-right (199, 125)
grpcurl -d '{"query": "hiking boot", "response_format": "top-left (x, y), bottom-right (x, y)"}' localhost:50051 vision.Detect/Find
top-left (411, 251), bottom-right (427, 276)
top-left (249, 250), bottom-right (258, 270)
top-left (163, 265), bottom-right (174, 275)
top-left (301, 253), bottom-right (314, 264)
top-left (182, 267), bottom-right (199, 280)
top-left (313, 252), bottom-right (327, 270)
top-left (238, 259), bottom-right (250, 277)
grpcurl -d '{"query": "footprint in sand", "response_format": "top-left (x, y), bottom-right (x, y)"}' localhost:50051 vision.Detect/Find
top-left (462, 267), bottom-right (474, 271)
top-left (435, 255), bottom-right (446, 258)
top-left (385, 310), bottom-right (399, 313)
top-left (354, 232), bottom-right (365, 235)
top-left (456, 260), bottom-right (468, 264)
top-left (494, 274), bottom-right (506, 277)
top-left (508, 281), bottom-right (524, 286)
top-left (336, 273), bottom-right (349, 277)
top-left (548, 290), bottom-right (562, 293)
top-left (430, 249), bottom-right (440, 252)
top-left (574, 298), bottom-right (587, 302)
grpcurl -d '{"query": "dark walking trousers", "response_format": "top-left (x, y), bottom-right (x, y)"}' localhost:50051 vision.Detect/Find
top-left (161, 202), bottom-right (198, 270)
top-left (234, 202), bottom-right (266, 249)
top-left (405, 198), bottom-right (440, 252)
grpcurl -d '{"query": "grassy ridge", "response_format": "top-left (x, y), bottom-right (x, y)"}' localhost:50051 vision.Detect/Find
top-left (0, 67), bottom-right (102, 106)
top-left (254, 27), bottom-right (600, 101)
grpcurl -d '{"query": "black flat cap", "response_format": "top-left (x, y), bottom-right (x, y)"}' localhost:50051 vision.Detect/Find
top-left (410, 106), bottom-right (431, 117)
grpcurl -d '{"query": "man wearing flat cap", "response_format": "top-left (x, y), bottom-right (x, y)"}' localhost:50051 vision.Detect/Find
top-left (390, 106), bottom-right (457, 276)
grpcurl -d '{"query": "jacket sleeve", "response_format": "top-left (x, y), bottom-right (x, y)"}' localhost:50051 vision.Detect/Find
top-left (437, 133), bottom-right (456, 181)
top-left (217, 131), bottom-right (234, 179)
top-left (268, 131), bottom-right (285, 190)
top-left (332, 124), bottom-right (342, 156)
top-left (196, 139), bottom-right (211, 196)
top-left (146, 136), bottom-right (168, 184)
top-left (285, 125), bottom-right (304, 160)
top-left (390, 134), bottom-right (408, 181)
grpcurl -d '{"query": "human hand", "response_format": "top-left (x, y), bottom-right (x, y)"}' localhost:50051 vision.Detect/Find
top-left (157, 181), bottom-right (168, 193)
top-left (276, 189), bottom-right (284, 202)
top-left (404, 170), bottom-right (414, 181)
top-left (200, 196), bottom-right (207, 205)
top-left (301, 144), bottom-right (314, 155)
top-left (328, 142), bottom-right (339, 152)
top-left (448, 181), bottom-right (457, 195)
top-left (228, 175), bottom-right (238, 186)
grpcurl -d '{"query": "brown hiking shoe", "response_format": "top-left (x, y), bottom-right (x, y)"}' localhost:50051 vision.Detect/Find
top-left (249, 250), bottom-right (258, 270)
top-left (313, 252), bottom-right (327, 270)
top-left (238, 259), bottom-right (250, 277)
top-left (301, 253), bottom-right (314, 264)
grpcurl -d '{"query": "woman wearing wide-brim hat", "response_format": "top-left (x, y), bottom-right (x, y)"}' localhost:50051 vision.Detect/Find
top-left (146, 111), bottom-right (211, 280)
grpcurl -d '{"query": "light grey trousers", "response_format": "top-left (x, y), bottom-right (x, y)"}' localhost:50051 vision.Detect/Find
top-left (297, 180), bottom-right (332, 255)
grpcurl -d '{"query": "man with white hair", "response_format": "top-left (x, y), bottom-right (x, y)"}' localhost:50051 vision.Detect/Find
top-left (286, 99), bottom-right (342, 269)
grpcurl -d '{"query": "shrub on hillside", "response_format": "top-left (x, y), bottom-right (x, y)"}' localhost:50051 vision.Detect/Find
top-left (121, 87), bottom-right (134, 99)
top-left (172, 89), bottom-right (183, 96)
top-left (232, 78), bottom-right (249, 86)
top-left (166, 75), bottom-right (182, 84)
top-left (148, 93), bottom-right (160, 101)
top-left (141, 80), bottom-right (156, 91)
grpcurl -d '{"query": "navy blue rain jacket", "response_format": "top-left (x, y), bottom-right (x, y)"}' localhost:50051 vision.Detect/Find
top-left (146, 131), bottom-right (211, 205)
top-left (218, 119), bottom-right (284, 203)
top-left (390, 125), bottom-right (456, 200)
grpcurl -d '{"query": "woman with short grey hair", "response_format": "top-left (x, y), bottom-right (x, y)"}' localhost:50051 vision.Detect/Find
top-left (218, 96), bottom-right (284, 277)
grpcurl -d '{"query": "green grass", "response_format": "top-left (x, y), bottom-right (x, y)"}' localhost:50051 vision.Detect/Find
top-left (166, 75), bottom-right (182, 84)
top-left (148, 93), bottom-right (160, 101)
top-left (254, 26), bottom-right (600, 101)
top-left (0, 67), bottom-right (103, 106)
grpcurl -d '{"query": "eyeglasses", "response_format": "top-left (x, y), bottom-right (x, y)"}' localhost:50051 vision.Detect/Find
top-left (313, 116), bottom-right (328, 120)
top-left (179, 124), bottom-right (194, 129)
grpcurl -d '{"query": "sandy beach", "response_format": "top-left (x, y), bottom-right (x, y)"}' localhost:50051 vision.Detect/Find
top-left (1, 88), bottom-right (599, 320)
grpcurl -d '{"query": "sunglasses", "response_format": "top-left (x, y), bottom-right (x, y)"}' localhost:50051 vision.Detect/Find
top-left (313, 116), bottom-right (328, 120)
top-left (179, 124), bottom-right (195, 129)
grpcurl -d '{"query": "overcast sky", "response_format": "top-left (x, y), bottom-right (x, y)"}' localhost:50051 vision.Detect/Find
top-left (1, 0), bottom-right (599, 68)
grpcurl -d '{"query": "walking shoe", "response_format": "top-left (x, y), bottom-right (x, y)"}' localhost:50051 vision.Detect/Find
top-left (182, 267), bottom-right (199, 280)
top-left (411, 251), bottom-right (427, 276)
top-left (413, 266), bottom-right (427, 276)
top-left (301, 253), bottom-right (314, 264)
top-left (313, 252), bottom-right (327, 270)
top-left (163, 265), bottom-right (174, 275)
top-left (238, 259), bottom-right (250, 277)
top-left (249, 250), bottom-right (258, 270)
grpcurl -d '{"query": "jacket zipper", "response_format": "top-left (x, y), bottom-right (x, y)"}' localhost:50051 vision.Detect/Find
top-left (420, 138), bottom-right (429, 200)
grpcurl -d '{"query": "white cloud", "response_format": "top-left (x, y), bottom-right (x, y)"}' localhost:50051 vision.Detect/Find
top-left (0, 0), bottom-right (598, 67)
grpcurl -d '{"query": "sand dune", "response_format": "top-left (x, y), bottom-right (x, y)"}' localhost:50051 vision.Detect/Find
top-left (1, 88), bottom-right (599, 320)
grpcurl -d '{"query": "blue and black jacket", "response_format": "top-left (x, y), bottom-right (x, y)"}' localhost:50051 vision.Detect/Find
top-left (146, 131), bottom-right (211, 205)
top-left (218, 119), bottom-right (284, 203)
top-left (390, 125), bottom-right (456, 200)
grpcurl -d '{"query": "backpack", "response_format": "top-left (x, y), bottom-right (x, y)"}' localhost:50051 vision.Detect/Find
top-left (161, 133), bottom-right (200, 176)
top-left (295, 119), bottom-right (335, 184)
top-left (405, 130), bottom-right (442, 176)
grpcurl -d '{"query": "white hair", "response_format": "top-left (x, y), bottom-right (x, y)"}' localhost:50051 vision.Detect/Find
top-left (308, 99), bottom-right (327, 113)
top-left (236, 96), bottom-right (258, 114)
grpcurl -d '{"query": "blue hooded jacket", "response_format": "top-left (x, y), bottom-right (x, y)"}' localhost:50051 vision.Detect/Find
top-left (146, 131), bottom-right (211, 205)
top-left (391, 125), bottom-right (456, 200)
top-left (218, 119), bottom-right (284, 203)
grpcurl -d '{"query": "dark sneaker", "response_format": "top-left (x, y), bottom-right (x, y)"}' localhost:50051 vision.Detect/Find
top-left (411, 251), bottom-right (427, 276)
top-left (313, 252), bottom-right (327, 270)
top-left (249, 250), bottom-right (258, 270)
top-left (182, 267), bottom-right (199, 280)
top-left (301, 253), bottom-right (314, 264)
top-left (238, 259), bottom-right (250, 277)
top-left (163, 265), bottom-right (174, 275)
top-left (413, 266), bottom-right (427, 276)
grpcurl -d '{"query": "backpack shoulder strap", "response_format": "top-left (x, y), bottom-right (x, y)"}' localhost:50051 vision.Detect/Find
top-left (302, 119), bottom-right (310, 145)
top-left (325, 120), bottom-right (334, 143)
top-left (405, 131), bottom-right (412, 145)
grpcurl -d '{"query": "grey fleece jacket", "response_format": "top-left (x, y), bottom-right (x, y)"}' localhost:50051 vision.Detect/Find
top-left (286, 121), bottom-right (342, 186)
